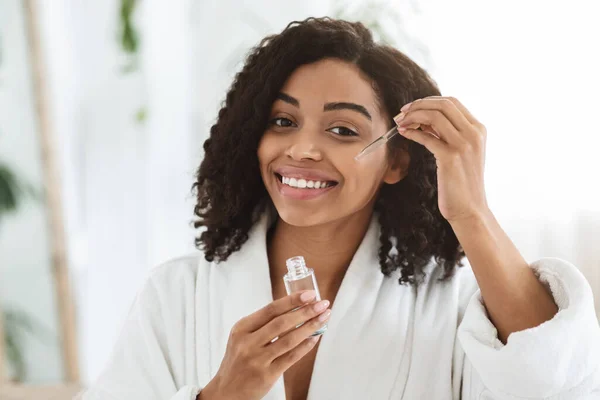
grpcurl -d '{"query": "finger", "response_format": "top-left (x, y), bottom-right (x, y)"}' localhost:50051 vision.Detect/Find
top-left (425, 96), bottom-right (481, 125)
top-left (397, 127), bottom-right (447, 156)
top-left (270, 335), bottom-right (321, 374)
top-left (397, 109), bottom-right (465, 148)
top-left (238, 290), bottom-right (317, 333)
top-left (402, 98), bottom-right (472, 133)
top-left (267, 310), bottom-right (330, 366)
top-left (253, 299), bottom-right (330, 346)
top-left (418, 124), bottom-right (438, 137)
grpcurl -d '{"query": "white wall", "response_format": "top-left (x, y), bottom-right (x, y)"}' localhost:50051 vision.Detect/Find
top-left (0, 0), bottom-right (64, 383)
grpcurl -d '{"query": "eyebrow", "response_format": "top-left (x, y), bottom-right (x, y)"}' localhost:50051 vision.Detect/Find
top-left (276, 92), bottom-right (372, 121)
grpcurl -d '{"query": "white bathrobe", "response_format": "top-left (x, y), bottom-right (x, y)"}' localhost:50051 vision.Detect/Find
top-left (79, 211), bottom-right (600, 400)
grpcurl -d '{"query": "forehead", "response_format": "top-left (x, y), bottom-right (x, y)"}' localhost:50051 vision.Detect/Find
top-left (279, 58), bottom-right (382, 115)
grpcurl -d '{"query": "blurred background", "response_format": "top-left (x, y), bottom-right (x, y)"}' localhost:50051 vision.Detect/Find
top-left (0, 0), bottom-right (598, 393)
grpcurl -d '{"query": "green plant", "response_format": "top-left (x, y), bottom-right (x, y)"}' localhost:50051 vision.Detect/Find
top-left (0, 164), bottom-right (20, 215)
top-left (0, 164), bottom-right (40, 211)
top-left (0, 163), bottom-right (49, 382)
top-left (118, 0), bottom-right (140, 74)
top-left (0, 154), bottom-right (46, 382)
top-left (117, 0), bottom-right (147, 124)
top-left (0, 10), bottom-right (53, 383)
top-left (0, 166), bottom-right (25, 380)
top-left (3, 308), bottom-right (54, 381)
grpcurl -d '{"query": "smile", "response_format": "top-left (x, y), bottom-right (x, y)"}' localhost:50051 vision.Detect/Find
top-left (274, 173), bottom-right (338, 200)
top-left (276, 174), bottom-right (337, 189)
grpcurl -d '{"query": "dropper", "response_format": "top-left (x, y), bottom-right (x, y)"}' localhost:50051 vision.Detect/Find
top-left (354, 125), bottom-right (400, 161)
top-left (355, 119), bottom-right (423, 161)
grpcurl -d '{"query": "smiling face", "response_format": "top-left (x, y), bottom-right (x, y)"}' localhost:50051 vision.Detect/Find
top-left (257, 58), bottom-right (409, 228)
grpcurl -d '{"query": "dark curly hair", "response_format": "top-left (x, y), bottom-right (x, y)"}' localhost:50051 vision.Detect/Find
top-left (193, 17), bottom-right (465, 287)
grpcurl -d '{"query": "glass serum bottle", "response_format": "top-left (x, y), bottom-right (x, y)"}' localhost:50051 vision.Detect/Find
top-left (283, 256), bottom-right (328, 336)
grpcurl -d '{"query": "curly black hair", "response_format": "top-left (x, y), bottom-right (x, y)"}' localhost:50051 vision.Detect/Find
top-left (193, 17), bottom-right (465, 287)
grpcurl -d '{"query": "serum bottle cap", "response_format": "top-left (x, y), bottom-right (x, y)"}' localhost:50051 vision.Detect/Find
top-left (285, 256), bottom-right (309, 279)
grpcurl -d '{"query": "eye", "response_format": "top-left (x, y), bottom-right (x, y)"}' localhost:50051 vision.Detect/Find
top-left (269, 117), bottom-right (296, 128)
top-left (328, 126), bottom-right (359, 137)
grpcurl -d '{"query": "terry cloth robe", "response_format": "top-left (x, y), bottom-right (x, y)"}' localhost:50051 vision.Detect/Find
top-left (78, 211), bottom-right (600, 400)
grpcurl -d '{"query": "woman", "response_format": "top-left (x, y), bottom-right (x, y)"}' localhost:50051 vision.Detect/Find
top-left (80, 18), bottom-right (600, 400)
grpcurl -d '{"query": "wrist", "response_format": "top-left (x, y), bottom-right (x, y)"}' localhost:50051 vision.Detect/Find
top-left (448, 207), bottom-right (493, 231)
top-left (197, 377), bottom-right (222, 400)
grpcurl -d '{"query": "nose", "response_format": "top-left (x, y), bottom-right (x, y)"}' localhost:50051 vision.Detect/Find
top-left (285, 129), bottom-right (323, 162)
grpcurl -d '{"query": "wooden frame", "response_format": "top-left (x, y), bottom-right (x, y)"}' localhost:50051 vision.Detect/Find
top-left (23, 0), bottom-right (80, 382)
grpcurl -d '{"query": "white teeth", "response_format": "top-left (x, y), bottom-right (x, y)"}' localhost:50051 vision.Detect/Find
top-left (279, 175), bottom-right (333, 189)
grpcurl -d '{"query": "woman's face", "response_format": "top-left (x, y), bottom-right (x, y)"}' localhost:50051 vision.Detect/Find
top-left (258, 58), bottom-right (408, 227)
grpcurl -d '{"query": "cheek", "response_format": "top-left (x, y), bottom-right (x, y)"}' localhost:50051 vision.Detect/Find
top-left (335, 151), bottom-right (389, 196)
top-left (355, 166), bottom-right (387, 197)
top-left (257, 132), bottom-right (279, 171)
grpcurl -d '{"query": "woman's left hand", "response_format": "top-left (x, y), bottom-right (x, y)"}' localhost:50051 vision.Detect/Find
top-left (394, 96), bottom-right (490, 223)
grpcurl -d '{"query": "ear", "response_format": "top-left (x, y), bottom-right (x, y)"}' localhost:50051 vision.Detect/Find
top-left (383, 147), bottom-right (410, 185)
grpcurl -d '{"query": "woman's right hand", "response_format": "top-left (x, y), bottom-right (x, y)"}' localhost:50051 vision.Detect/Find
top-left (197, 290), bottom-right (331, 400)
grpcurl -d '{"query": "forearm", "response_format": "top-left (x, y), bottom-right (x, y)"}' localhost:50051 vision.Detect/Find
top-left (449, 210), bottom-right (558, 344)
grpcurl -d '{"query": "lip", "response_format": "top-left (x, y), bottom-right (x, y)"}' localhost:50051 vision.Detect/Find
top-left (274, 173), bottom-right (337, 200)
top-left (274, 166), bottom-right (339, 183)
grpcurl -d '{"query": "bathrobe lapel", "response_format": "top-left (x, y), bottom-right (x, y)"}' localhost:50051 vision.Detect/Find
top-left (305, 216), bottom-right (416, 399)
top-left (209, 212), bottom-right (416, 399)
top-left (208, 211), bottom-right (286, 397)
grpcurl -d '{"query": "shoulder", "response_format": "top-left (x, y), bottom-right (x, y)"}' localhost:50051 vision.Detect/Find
top-left (138, 252), bottom-right (211, 305)
top-left (148, 252), bottom-right (208, 282)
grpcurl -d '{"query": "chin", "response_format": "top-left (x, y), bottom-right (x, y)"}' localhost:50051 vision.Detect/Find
top-left (273, 205), bottom-right (335, 228)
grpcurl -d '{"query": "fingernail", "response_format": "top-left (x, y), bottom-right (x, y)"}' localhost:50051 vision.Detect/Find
top-left (318, 309), bottom-right (332, 322)
top-left (314, 300), bottom-right (330, 312)
top-left (394, 112), bottom-right (405, 124)
top-left (401, 102), bottom-right (412, 112)
top-left (300, 290), bottom-right (316, 302)
top-left (397, 126), bottom-right (407, 133)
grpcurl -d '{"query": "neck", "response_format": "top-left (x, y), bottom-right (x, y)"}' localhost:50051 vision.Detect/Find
top-left (267, 209), bottom-right (374, 295)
